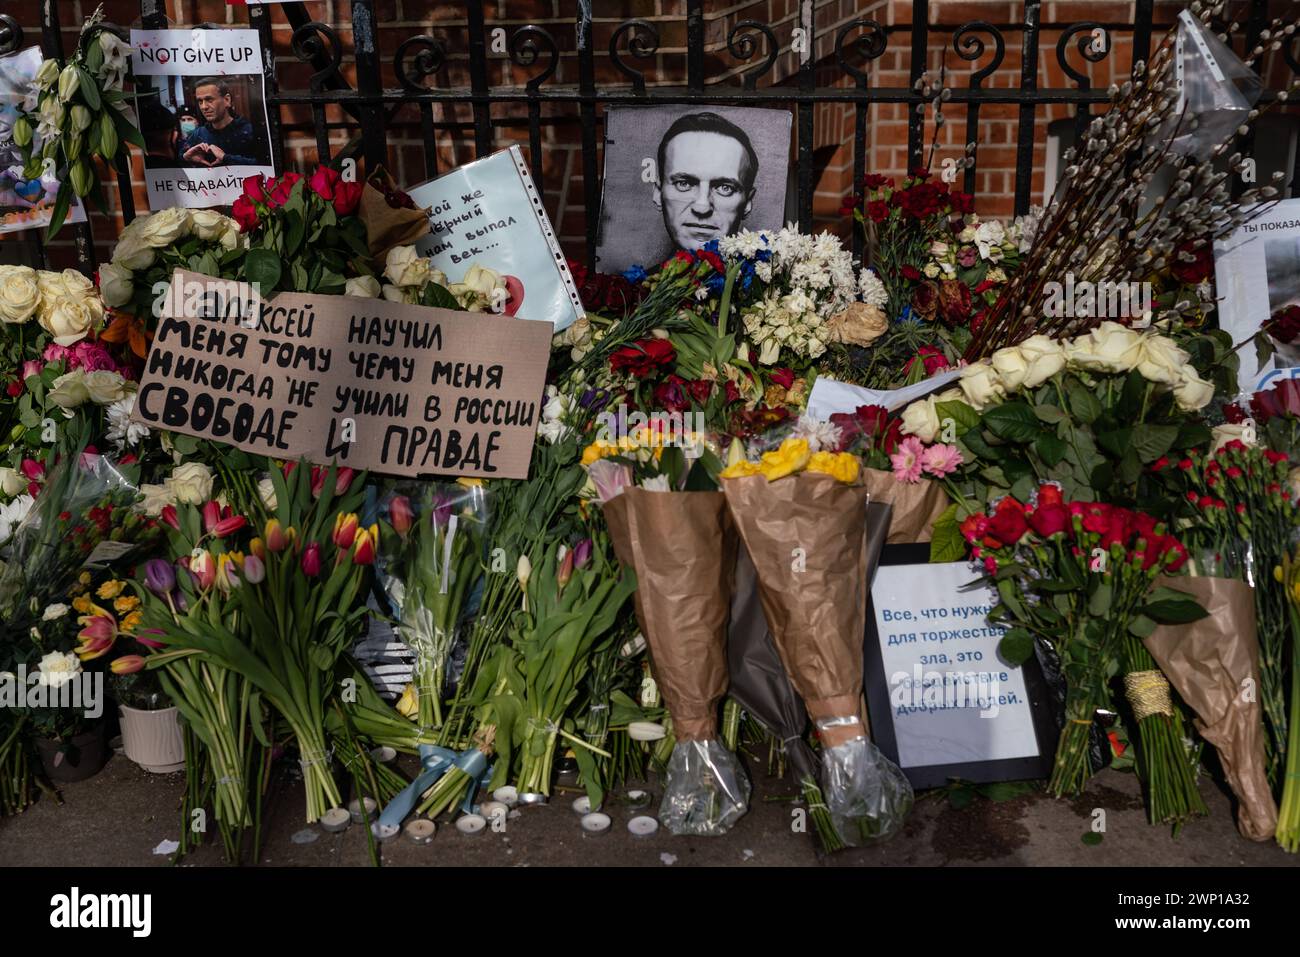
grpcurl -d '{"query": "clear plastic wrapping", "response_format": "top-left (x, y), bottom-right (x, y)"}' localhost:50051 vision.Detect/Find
top-left (659, 738), bottom-right (751, 837)
top-left (816, 721), bottom-right (914, 845)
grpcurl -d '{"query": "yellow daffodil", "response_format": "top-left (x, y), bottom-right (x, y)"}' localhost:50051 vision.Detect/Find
top-left (119, 610), bottom-right (143, 634)
top-left (72, 595), bottom-right (100, 616)
top-left (757, 438), bottom-right (811, 481)
top-left (806, 451), bottom-right (861, 484)
top-left (97, 579), bottom-right (125, 600)
top-left (113, 595), bottom-right (141, 615)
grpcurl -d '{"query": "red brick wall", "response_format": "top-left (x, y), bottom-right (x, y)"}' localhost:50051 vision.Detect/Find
top-left (7, 1), bottom-right (1298, 268)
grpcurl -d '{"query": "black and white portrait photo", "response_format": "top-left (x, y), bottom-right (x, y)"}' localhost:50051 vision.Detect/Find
top-left (595, 105), bottom-right (792, 274)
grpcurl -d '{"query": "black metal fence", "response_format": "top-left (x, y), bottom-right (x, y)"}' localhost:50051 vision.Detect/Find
top-left (2, 0), bottom-right (1299, 276)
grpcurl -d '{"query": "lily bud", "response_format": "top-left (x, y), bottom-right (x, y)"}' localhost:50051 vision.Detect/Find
top-left (35, 58), bottom-right (60, 90)
top-left (70, 159), bottom-right (93, 198)
top-left (71, 105), bottom-right (92, 132)
top-left (58, 64), bottom-right (80, 102)
top-left (556, 545), bottom-right (574, 588)
top-left (516, 554), bottom-right (531, 589)
top-left (99, 111), bottom-right (118, 157)
top-left (11, 116), bottom-right (32, 147)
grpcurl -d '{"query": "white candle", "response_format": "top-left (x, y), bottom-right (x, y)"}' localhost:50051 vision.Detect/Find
top-left (580, 812), bottom-right (611, 835)
top-left (319, 807), bottom-right (351, 833)
top-left (348, 797), bottom-right (377, 823)
top-left (571, 795), bottom-right (599, 815)
top-left (627, 815), bottom-right (659, 838)
top-left (405, 819), bottom-right (436, 844)
top-left (455, 813), bottom-right (487, 835)
top-left (492, 786), bottom-right (519, 807)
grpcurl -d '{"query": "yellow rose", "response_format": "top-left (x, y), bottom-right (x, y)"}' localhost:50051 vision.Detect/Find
top-left (806, 451), bottom-right (860, 483)
top-left (114, 595), bottom-right (141, 614)
top-left (580, 441), bottom-right (616, 467)
top-left (719, 460), bottom-right (763, 479)
top-left (758, 438), bottom-right (811, 481)
top-left (0, 265), bottom-right (41, 323)
top-left (119, 611), bottom-right (143, 634)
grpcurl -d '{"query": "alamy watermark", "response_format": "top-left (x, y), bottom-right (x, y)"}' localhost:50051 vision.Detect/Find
top-left (0, 666), bottom-right (103, 719)
top-left (1043, 275), bottom-right (1153, 320)
top-left (889, 664), bottom-right (1007, 719)
top-left (593, 404), bottom-right (708, 449)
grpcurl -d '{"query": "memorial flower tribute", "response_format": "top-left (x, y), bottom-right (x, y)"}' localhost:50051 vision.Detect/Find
top-left (2, 4), bottom-right (1300, 863)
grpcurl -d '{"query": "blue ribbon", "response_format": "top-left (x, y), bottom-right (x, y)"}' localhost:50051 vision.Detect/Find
top-left (375, 744), bottom-right (494, 826)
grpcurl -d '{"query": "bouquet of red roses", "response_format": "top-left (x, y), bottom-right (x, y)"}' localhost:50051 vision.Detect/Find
top-left (231, 167), bottom-right (371, 296)
top-left (964, 485), bottom-right (1204, 803)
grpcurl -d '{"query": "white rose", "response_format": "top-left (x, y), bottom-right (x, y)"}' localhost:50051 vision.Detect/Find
top-left (959, 360), bottom-right (1006, 410)
top-left (83, 370), bottom-right (130, 405)
top-left (900, 395), bottom-right (942, 442)
top-left (458, 264), bottom-right (503, 298)
top-left (138, 483), bottom-right (175, 517)
top-left (1068, 321), bottom-right (1144, 374)
top-left (0, 266), bottom-right (40, 323)
top-left (990, 346), bottom-right (1030, 392)
top-left (112, 233), bottom-right (156, 272)
top-left (57, 269), bottom-right (96, 299)
top-left (0, 467), bottom-right (25, 497)
top-left (98, 261), bottom-right (134, 308)
top-left (1172, 367), bottom-right (1215, 412)
top-left (1210, 423), bottom-right (1256, 454)
top-left (190, 209), bottom-right (229, 241)
top-left (39, 295), bottom-right (102, 345)
top-left (37, 651), bottom-right (80, 688)
top-left (922, 262), bottom-right (941, 279)
top-left (1017, 335), bottom-right (1068, 388)
top-left (384, 246), bottom-right (432, 288)
top-left (757, 337), bottom-right (781, 365)
top-left (48, 369), bottom-right (90, 409)
top-left (344, 275), bottom-right (382, 298)
top-left (166, 462), bottom-right (214, 505)
top-left (218, 222), bottom-right (242, 251)
top-left (257, 478), bottom-right (278, 510)
top-left (42, 603), bottom-right (69, 621)
top-left (1135, 335), bottom-right (1189, 385)
top-left (36, 269), bottom-right (69, 303)
top-left (138, 207), bottom-right (191, 248)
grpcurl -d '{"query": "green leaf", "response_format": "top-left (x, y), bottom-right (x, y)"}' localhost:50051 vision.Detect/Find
top-left (1127, 614), bottom-right (1157, 638)
top-left (43, 184), bottom-right (72, 241)
top-left (244, 247), bottom-right (282, 291)
top-left (976, 780), bottom-right (1037, 802)
top-left (960, 429), bottom-right (1002, 461)
top-left (1131, 423), bottom-right (1179, 463)
top-left (983, 402), bottom-right (1042, 443)
top-left (1032, 403), bottom-right (1069, 424)
top-left (1033, 432), bottom-right (1068, 468)
top-left (1066, 379), bottom-right (1102, 423)
top-left (285, 212), bottom-right (306, 256)
top-left (1141, 596), bottom-right (1208, 624)
top-left (420, 281), bottom-right (460, 310)
top-left (1255, 333), bottom-right (1275, 370)
top-left (936, 399), bottom-right (980, 432)
top-left (946, 786), bottom-right (976, 810)
top-left (1097, 427), bottom-right (1133, 458)
top-left (1175, 421), bottom-right (1212, 451)
top-left (1116, 446), bottom-right (1142, 486)
top-left (929, 503), bottom-right (966, 563)
top-left (76, 67), bottom-right (100, 111)
top-left (111, 106), bottom-right (146, 149)
top-left (1087, 581), bottom-right (1113, 617)
top-left (998, 627), bottom-right (1034, 666)
top-left (1010, 472), bottom-right (1037, 502)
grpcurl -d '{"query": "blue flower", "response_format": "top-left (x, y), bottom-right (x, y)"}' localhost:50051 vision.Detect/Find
top-left (702, 238), bottom-right (722, 255)
top-left (621, 264), bottom-right (648, 284)
top-left (896, 305), bottom-right (919, 325)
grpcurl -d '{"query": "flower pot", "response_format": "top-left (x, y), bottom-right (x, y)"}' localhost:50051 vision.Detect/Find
top-left (36, 723), bottom-right (108, 783)
top-left (118, 705), bottom-right (184, 773)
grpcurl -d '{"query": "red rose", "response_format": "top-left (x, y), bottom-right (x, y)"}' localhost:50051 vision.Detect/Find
top-left (960, 513), bottom-right (990, 545)
top-left (242, 175), bottom-right (268, 201)
top-left (269, 172), bottom-right (302, 206)
top-left (231, 195), bottom-right (260, 232)
top-left (911, 281), bottom-right (939, 321)
top-left (1266, 304), bottom-right (1300, 345)
top-left (609, 338), bottom-right (676, 378)
top-left (904, 345), bottom-right (950, 378)
top-left (1036, 483), bottom-right (1064, 507)
top-left (863, 173), bottom-right (892, 190)
top-left (333, 181), bottom-right (364, 216)
top-left (937, 279), bottom-right (972, 326)
top-left (308, 165), bottom-right (341, 200)
top-left (1222, 403), bottom-right (1247, 424)
top-left (770, 367), bottom-right (795, 390)
top-left (5, 380), bottom-right (19, 398)
top-left (1028, 502), bottom-right (1071, 538)
top-left (986, 497), bottom-right (1029, 546)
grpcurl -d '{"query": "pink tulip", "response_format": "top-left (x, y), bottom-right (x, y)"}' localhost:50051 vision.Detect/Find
top-left (242, 554), bottom-right (266, 584)
top-left (301, 542), bottom-right (322, 577)
top-left (21, 360), bottom-right (41, 384)
top-left (211, 515), bottom-right (248, 538)
top-left (160, 505), bottom-right (180, 530)
top-left (20, 458), bottom-right (44, 481)
top-left (389, 495), bottom-right (414, 536)
top-left (334, 467), bottom-right (356, 495)
top-left (111, 656), bottom-right (146, 675)
top-left (202, 500), bottom-right (221, 532)
top-left (191, 551), bottom-right (217, 590)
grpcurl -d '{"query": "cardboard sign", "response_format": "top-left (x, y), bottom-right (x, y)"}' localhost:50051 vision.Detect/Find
top-left (407, 146), bottom-right (584, 331)
top-left (131, 270), bottom-right (551, 479)
top-left (862, 547), bottom-right (1055, 789)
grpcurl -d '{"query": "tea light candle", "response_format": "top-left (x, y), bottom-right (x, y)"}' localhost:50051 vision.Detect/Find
top-left (371, 822), bottom-right (400, 843)
top-left (571, 795), bottom-right (600, 815)
top-left (455, 813), bottom-right (487, 835)
top-left (480, 801), bottom-right (508, 825)
top-left (492, 786), bottom-right (519, 807)
top-left (626, 789), bottom-right (651, 810)
top-left (405, 819), bottom-right (435, 844)
top-left (320, 807), bottom-right (351, 833)
top-left (518, 792), bottom-right (548, 806)
top-left (370, 746), bottom-right (397, 764)
top-left (627, 815), bottom-right (659, 838)
top-left (580, 812), bottom-right (611, 836)
top-left (348, 797), bottom-right (377, 823)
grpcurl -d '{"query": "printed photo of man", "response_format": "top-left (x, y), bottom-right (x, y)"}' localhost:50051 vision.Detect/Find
top-left (181, 77), bottom-right (268, 168)
top-left (653, 111), bottom-right (758, 253)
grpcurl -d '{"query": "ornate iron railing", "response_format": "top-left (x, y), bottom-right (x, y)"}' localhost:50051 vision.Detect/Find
top-left (2, 0), bottom-right (1298, 276)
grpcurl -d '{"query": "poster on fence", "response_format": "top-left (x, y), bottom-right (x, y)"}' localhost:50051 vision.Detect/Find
top-left (406, 146), bottom-right (584, 332)
top-left (131, 270), bottom-right (552, 479)
top-left (129, 28), bottom-right (275, 210)
top-left (862, 548), bottom-right (1054, 788)
top-left (0, 47), bottom-right (88, 234)
top-left (1214, 197), bottom-right (1300, 392)
top-left (596, 104), bottom-right (793, 274)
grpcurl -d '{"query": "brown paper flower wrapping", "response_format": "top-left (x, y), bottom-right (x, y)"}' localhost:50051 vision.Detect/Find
top-left (860, 469), bottom-right (948, 544)
top-left (1144, 576), bottom-right (1278, 841)
top-left (603, 488), bottom-right (736, 741)
top-left (359, 169), bottom-right (432, 261)
top-left (722, 472), bottom-right (877, 743)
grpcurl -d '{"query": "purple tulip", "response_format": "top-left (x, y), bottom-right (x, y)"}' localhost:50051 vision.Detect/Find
top-left (144, 558), bottom-right (176, 597)
top-left (573, 538), bottom-right (593, 569)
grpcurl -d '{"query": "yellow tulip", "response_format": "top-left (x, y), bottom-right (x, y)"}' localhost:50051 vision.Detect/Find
top-left (396, 683), bottom-right (418, 719)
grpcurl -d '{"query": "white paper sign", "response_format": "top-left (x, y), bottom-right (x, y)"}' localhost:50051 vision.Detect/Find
top-left (872, 562), bottom-right (1039, 770)
top-left (408, 147), bottom-right (584, 332)
top-left (1214, 197), bottom-right (1300, 392)
top-left (806, 368), bottom-right (962, 420)
top-left (130, 29), bottom-right (276, 209)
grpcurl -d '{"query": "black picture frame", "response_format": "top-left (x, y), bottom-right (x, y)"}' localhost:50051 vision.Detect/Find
top-left (862, 543), bottom-right (1057, 790)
